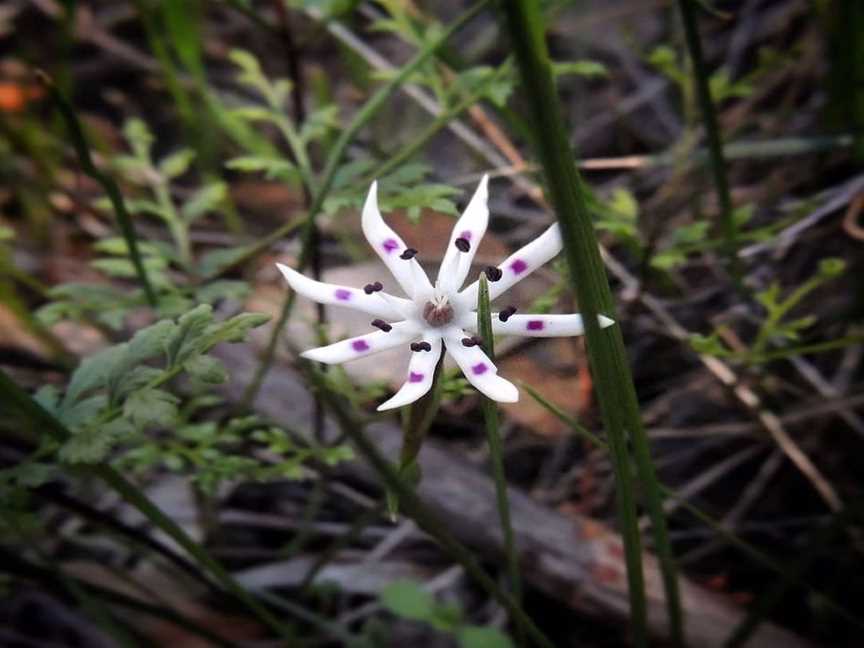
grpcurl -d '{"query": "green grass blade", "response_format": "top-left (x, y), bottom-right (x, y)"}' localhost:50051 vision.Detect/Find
top-left (477, 275), bottom-right (522, 616)
top-left (677, 0), bottom-right (743, 287)
top-left (499, 3), bottom-right (682, 646)
top-left (37, 72), bottom-right (157, 307)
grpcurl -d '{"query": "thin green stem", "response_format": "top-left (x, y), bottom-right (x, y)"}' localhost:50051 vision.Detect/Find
top-left (37, 72), bottom-right (157, 307)
top-left (477, 276), bottom-right (522, 618)
top-left (677, 0), bottom-right (743, 288)
top-left (305, 366), bottom-right (554, 648)
top-left (500, 3), bottom-right (682, 646)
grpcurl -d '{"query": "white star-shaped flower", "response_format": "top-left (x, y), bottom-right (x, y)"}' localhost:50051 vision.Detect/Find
top-left (277, 176), bottom-right (614, 411)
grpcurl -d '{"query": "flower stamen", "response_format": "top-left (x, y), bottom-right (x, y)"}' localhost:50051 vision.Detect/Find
top-left (498, 305), bottom-right (517, 322)
top-left (410, 341), bottom-right (432, 352)
top-left (455, 237), bottom-right (470, 252)
top-left (484, 266), bottom-right (503, 281)
top-left (400, 248), bottom-right (418, 260)
top-left (371, 319), bottom-right (392, 332)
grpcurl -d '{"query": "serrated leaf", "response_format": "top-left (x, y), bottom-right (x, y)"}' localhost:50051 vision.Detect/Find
top-left (59, 418), bottom-right (132, 464)
top-left (116, 366), bottom-right (163, 400)
top-left (65, 345), bottom-right (128, 405)
top-left (124, 389), bottom-right (179, 428)
top-left (182, 182), bottom-right (227, 223)
top-left (299, 105), bottom-right (339, 143)
top-left (201, 312), bottom-right (270, 347)
top-left (380, 581), bottom-right (436, 622)
top-left (61, 394), bottom-right (108, 429)
top-left (170, 304), bottom-right (215, 364)
top-left (34, 385), bottom-right (61, 415)
top-left (184, 355), bottom-right (228, 384)
top-left (128, 319), bottom-right (178, 364)
top-left (158, 148), bottom-right (195, 178)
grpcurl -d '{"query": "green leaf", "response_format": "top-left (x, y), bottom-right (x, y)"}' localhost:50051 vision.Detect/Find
top-left (59, 418), bottom-right (132, 464)
top-left (128, 319), bottom-right (178, 364)
top-left (93, 237), bottom-right (162, 257)
top-left (64, 345), bottom-right (128, 405)
top-left (818, 257), bottom-right (846, 278)
top-left (457, 626), bottom-right (514, 648)
top-left (201, 312), bottom-right (270, 347)
top-left (123, 118), bottom-right (154, 160)
top-left (552, 59), bottom-right (608, 78)
top-left (299, 105), bottom-right (340, 143)
top-left (124, 388), bottom-right (180, 428)
top-left (226, 156), bottom-right (296, 181)
top-left (170, 304), bottom-right (215, 364)
top-left (116, 366), bottom-right (163, 399)
top-left (380, 580), bottom-right (436, 622)
top-left (182, 182), bottom-right (227, 223)
top-left (61, 394), bottom-right (107, 429)
top-left (34, 385), bottom-right (61, 415)
top-left (158, 148), bottom-right (196, 178)
top-left (184, 355), bottom-right (228, 384)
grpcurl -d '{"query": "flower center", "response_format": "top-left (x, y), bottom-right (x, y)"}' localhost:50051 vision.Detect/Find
top-left (422, 294), bottom-right (454, 327)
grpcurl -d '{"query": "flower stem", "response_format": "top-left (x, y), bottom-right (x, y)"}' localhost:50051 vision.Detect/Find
top-left (677, 0), bottom-right (743, 289)
top-left (500, 3), bottom-right (682, 646)
top-left (477, 276), bottom-right (522, 616)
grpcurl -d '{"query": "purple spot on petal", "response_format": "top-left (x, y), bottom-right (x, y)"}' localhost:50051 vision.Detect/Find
top-left (460, 230), bottom-right (472, 241)
top-left (352, 339), bottom-right (370, 352)
top-left (471, 362), bottom-right (488, 375)
top-left (527, 320), bottom-right (544, 331)
top-left (510, 259), bottom-right (527, 274)
top-left (334, 288), bottom-right (352, 301)
top-left (409, 372), bottom-right (424, 383)
top-left (382, 238), bottom-right (399, 254)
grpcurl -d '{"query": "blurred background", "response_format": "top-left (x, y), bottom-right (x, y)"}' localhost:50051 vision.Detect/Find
top-left (1, 0), bottom-right (863, 646)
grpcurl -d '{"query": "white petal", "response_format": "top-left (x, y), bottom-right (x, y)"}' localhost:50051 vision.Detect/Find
top-left (458, 313), bottom-right (615, 337)
top-left (362, 182), bottom-right (433, 299)
top-left (436, 175), bottom-right (489, 294)
top-left (443, 327), bottom-right (518, 403)
top-left (300, 321), bottom-right (420, 364)
top-left (276, 263), bottom-right (410, 321)
top-left (377, 332), bottom-right (443, 411)
top-left (459, 223), bottom-right (562, 305)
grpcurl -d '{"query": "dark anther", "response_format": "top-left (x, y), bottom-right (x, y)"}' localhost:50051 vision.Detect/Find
top-left (364, 282), bottom-right (384, 294)
top-left (410, 341), bottom-right (432, 352)
top-left (484, 266), bottom-right (503, 281)
top-left (371, 319), bottom-right (392, 332)
top-left (400, 248), bottom-right (418, 260)
top-left (372, 281), bottom-right (383, 291)
top-left (461, 336), bottom-right (483, 347)
top-left (454, 237), bottom-right (470, 253)
top-left (498, 306), bottom-right (517, 322)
